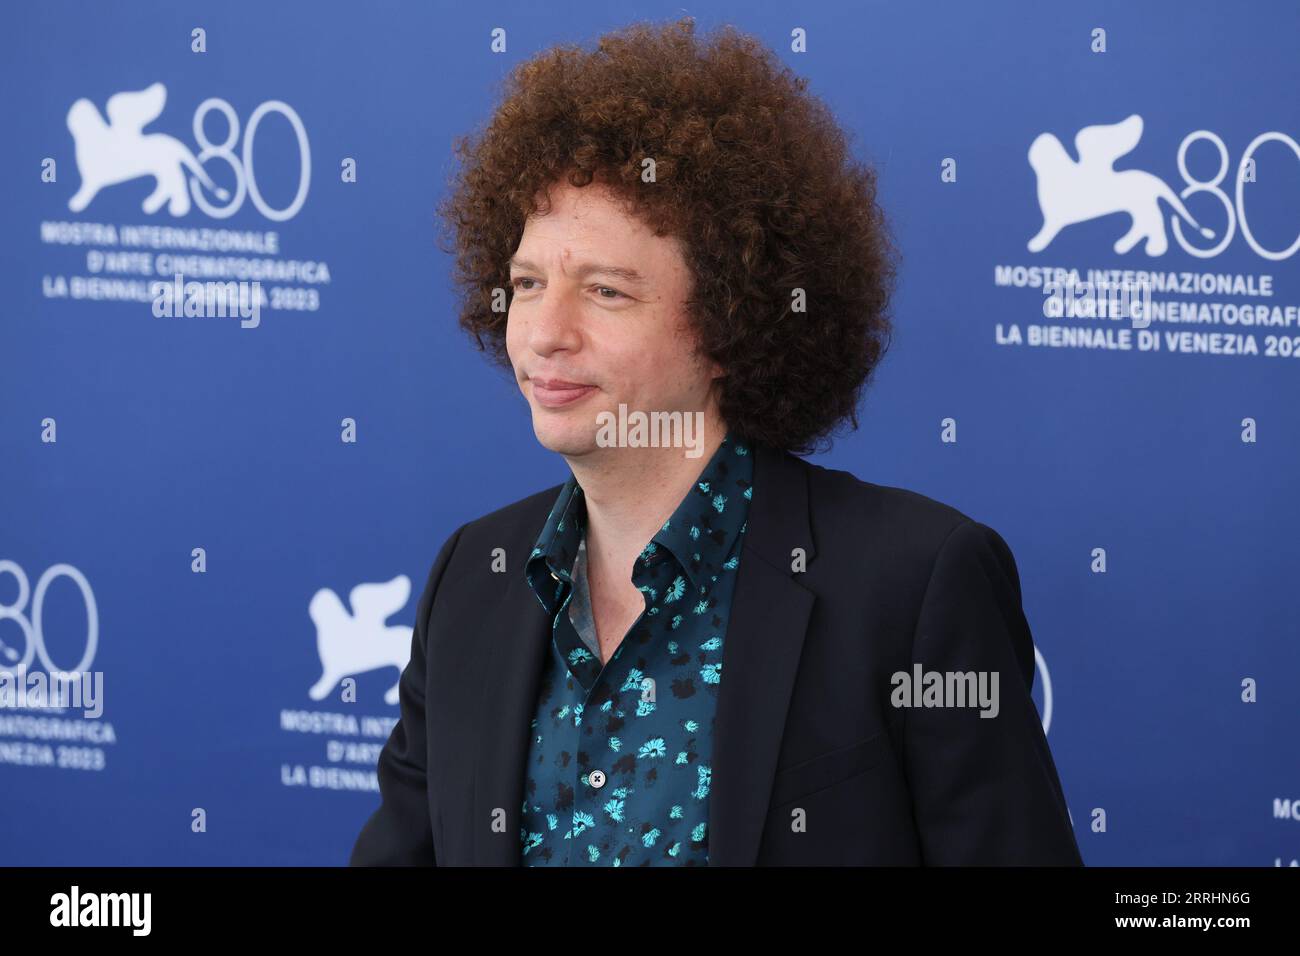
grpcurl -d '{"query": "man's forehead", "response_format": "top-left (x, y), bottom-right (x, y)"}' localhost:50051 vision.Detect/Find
top-left (509, 250), bottom-right (651, 286)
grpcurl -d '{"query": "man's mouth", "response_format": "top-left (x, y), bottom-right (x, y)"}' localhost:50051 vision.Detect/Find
top-left (530, 378), bottom-right (598, 409)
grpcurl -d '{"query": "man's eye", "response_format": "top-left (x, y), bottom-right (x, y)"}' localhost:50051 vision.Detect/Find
top-left (509, 278), bottom-right (625, 300)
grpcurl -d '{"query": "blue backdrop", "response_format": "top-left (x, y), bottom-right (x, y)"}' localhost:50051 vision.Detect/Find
top-left (2, 0), bottom-right (1297, 866)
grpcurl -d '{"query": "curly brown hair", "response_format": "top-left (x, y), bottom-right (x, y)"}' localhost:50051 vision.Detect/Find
top-left (437, 16), bottom-right (898, 455)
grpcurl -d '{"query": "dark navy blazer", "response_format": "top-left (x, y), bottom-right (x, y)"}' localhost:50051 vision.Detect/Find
top-left (350, 441), bottom-right (1083, 866)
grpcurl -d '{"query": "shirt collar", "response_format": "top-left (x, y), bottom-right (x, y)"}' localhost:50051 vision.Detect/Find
top-left (641, 431), bottom-right (752, 594)
top-left (524, 474), bottom-right (585, 615)
top-left (525, 431), bottom-right (754, 611)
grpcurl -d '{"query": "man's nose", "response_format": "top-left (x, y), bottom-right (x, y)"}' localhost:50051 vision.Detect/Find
top-left (524, 282), bottom-right (582, 355)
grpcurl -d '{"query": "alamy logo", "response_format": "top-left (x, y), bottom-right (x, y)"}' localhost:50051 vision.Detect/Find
top-left (66, 82), bottom-right (311, 221)
top-left (1027, 114), bottom-right (1214, 257)
top-left (890, 665), bottom-right (1001, 719)
top-left (308, 576), bottom-right (413, 706)
top-left (50, 885), bottom-right (150, 936)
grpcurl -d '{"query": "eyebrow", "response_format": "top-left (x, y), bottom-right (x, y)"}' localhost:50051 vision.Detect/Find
top-left (508, 256), bottom-right (650, 286)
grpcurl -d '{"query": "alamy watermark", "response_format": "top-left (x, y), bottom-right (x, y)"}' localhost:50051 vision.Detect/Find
top-left (151, 273), bottom-right (264, 328)
top-left (0, 667), bottom-right (104, 718)
top-left (595, 404), bottom-right (706, 458)
top-left (890, 665), bottom-right (1000, 718)
top-left (1044, 277), bottom-right (1152, 328)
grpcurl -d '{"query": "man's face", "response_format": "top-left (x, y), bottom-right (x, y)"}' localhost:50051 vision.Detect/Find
top-left (505, 179), bottom-right (722, 460)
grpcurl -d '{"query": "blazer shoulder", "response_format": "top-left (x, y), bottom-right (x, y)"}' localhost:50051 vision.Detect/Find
top-left (792, 456), bottom-right (1026, 630)
top-left (793, 455), bottom-right (1015, 580)
top-left (801, 457), bottom-right (974, 538)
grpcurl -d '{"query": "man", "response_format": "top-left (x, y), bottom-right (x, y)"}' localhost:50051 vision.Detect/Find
top-left (350, 18), bottom-right (1081, 866)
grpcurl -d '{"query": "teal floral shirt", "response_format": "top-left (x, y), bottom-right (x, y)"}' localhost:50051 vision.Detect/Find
top-left (520, 434), bottom-right (754, 865)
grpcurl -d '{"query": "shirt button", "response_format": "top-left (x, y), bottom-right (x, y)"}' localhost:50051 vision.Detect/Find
top-left (588, 769), bottom-right (606, 789)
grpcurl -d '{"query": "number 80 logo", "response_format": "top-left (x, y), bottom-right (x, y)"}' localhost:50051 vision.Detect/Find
top-left (190, 97), bottom-right (311, 221)
top-left (0, 560), bottom-right (99, 675)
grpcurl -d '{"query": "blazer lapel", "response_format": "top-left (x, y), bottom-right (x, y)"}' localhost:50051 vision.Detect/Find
top-left (708, 442), bottom-right (817, 866)
top-left (471, 546), bottom-right (551, 865)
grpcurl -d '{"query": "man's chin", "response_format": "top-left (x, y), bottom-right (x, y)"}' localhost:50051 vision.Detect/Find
top-left (529, 413), bottom-right (602, 459)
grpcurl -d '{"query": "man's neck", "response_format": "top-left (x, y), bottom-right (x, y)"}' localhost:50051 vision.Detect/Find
top-left (567, 412), bottom-right (727, 584)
